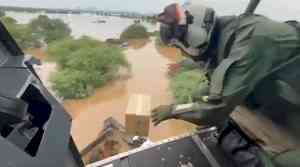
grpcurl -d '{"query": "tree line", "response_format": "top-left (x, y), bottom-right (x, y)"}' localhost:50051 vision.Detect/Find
top-left (1, 12), bottom-right (71, 50)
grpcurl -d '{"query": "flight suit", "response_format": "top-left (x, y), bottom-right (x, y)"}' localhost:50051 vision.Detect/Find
top-left (172, 15), bottom-right (300, 166)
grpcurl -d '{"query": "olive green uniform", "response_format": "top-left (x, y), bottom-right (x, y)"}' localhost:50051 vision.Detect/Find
top-left (171, 15), bottom-right (300, 166)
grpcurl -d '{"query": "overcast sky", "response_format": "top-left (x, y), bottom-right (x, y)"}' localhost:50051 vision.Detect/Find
top-left (0, 0), bottom-right (185, 13)
top-left (0, 0), bottom-right (299, 20)
top-left (197, 0), bottom-right (300, 21)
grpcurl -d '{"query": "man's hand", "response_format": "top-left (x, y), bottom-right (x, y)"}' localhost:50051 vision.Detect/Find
top-left (151, 105), bottom-right (174, 126)
top-left (169, 38), bottom-right (199, 57)
top-left (192, 84), bottom-right (210, 102)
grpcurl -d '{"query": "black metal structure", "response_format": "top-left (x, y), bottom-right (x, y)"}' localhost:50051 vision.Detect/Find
top-left (87, 127), bottom-right (235, 167)
top-left (0, 21), bottom-right (84, 167)
top-left (245, 0), bottom-right (261, 14)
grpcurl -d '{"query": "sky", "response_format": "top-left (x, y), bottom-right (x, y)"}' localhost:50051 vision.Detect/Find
top-left (0, 0), bottom-right (300, 20)
top-left (195, 0), bottom-right (300, 21)
top-left (0, 0), bottom-right (185, 13)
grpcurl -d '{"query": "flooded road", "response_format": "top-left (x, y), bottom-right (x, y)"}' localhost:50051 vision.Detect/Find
top-left (65, 39), bottom-right (195, 151)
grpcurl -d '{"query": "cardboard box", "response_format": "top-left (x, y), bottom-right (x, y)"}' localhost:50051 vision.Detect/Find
top-left (125, 94), bottom-right (151, 137)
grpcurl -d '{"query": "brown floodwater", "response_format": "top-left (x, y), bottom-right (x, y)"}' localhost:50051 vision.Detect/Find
top-left (127, 39), bottom-right (150, 50)
top-left (156, 45), bottom-right (182, 62)
top-left (16, 12), bottom-right (195, 154)
top-left (61, 39), bottom-right (195, 151)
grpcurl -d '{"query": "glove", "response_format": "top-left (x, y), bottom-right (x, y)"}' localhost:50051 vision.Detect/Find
top-left (170, 100), bottom-right (228, 126)
top-left (151, 105), bottom-right (174, 126)
top-left (192, 84), bottom-right (210, 102)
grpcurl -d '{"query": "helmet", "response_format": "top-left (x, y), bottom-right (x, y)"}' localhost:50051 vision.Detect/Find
top-left (185, 5), bottom-right (216, 48)
top-left (158, 3), bottom-right (216, 58)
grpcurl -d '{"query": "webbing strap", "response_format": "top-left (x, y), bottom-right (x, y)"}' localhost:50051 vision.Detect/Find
top-left (210, 54), bottom-right (243, 95)
top-left (210, 16), bottom-right (242, 95)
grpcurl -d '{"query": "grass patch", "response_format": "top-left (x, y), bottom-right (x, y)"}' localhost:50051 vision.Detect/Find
top-left (169, 60), bottom-right (208, 104)
top-left (120, 24), bottom-right (149, 40)
top-left (1, 15), bottom-right (71, 50)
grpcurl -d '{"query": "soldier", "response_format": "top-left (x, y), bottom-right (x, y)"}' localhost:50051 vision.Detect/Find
top-left (152, 3), bottom-right (300, 167)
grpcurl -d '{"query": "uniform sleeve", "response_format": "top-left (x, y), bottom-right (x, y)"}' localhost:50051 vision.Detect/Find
top-left (172, 36), bottom-right (279, 126)
top-left (218, 36), bottom-right (278, 106)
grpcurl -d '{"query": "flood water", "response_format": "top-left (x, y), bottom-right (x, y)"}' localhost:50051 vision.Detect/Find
top-left (6, 11), bottom-right (157, 41)
top-left (66, 40), bottom-right (195, 150)
top-left (7, 12), bottom-right (195, 151)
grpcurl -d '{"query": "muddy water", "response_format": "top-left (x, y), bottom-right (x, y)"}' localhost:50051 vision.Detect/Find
top-left (66, 39), bottom-right (195, 151)
top-left (12, 11), bottom-right (195, 153)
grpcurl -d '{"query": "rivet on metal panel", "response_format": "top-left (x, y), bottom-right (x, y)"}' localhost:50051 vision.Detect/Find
top-left (179, 154), bottom-right (184, 159)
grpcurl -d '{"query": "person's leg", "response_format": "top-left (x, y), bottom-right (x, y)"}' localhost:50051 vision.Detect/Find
top-left (219, 120), bottom-right (267, 167)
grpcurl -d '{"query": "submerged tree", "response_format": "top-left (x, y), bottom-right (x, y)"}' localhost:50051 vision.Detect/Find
top-left (120, 24), bottom-right (149, 40)
top-left (29, 15), bottom-right (71, 44)
top-left (48, 37), bottom-right (129, 99)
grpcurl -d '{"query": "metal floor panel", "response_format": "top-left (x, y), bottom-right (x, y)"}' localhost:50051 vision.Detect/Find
top-left (88, 128), bottom-right (235, 167)
top-left (129, 143), bottom-right (166, 167)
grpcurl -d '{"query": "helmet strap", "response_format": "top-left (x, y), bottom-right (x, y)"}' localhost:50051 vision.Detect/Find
top-left (185, 11), bottom-right (194, 25)
top-left (203, 9), bottom-right (215, 32)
